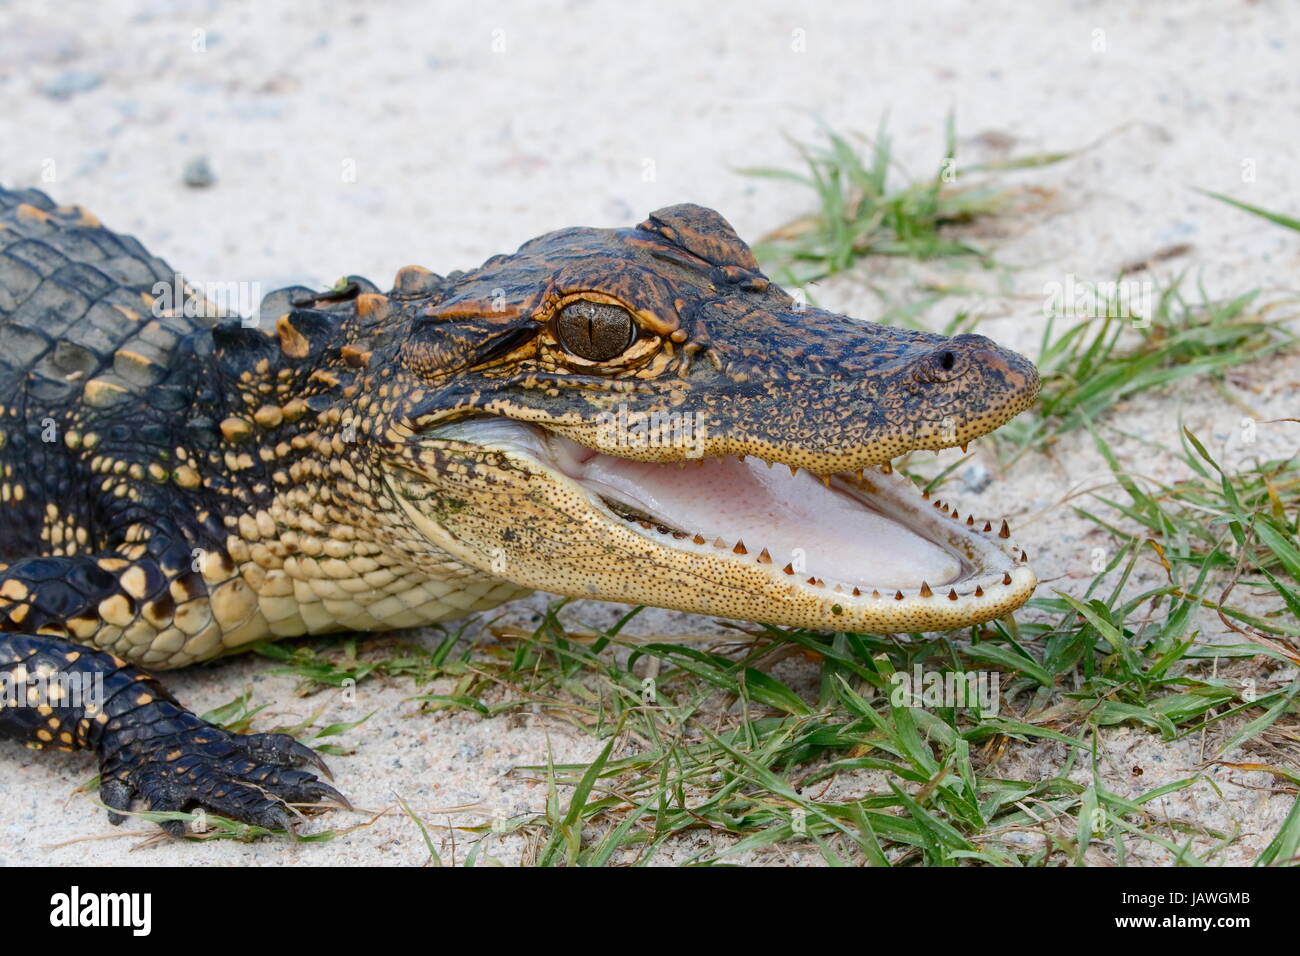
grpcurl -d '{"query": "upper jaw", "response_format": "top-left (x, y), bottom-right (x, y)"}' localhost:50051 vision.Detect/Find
top-left (397, 416), bottom-right (1037, 633)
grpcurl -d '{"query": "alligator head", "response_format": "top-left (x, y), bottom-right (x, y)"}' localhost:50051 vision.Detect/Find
top-left (309, 205), bottom-right (1039, 633)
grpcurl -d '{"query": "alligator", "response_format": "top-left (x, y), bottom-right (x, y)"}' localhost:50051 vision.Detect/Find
top-left (0, 187), bottom-right (1039, 833)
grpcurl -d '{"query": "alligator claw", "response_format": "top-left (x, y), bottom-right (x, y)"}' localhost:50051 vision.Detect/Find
top-left (240, 731), bottom-right (336, 781)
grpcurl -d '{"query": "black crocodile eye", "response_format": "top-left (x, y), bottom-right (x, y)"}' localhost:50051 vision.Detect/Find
top-left (556, 300), bottom-right (634, 361)
top-left (938, 350), bottom-right (956, 371)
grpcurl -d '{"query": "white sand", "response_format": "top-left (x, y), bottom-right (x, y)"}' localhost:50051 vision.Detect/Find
top-left (1, 0), bottom-right (1298, 865)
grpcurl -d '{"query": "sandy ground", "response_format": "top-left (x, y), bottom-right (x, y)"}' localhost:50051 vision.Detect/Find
top-left (1, 0), bottom-right (1298, 865)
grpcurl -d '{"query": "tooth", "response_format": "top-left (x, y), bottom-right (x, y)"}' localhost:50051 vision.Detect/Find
top-left (852, 587), bottom-right (861, 596)
top-left (941, 503), bottom-right (950, 514)
top-left (639, 521), bottom-right (652, 529)
top-left (783, 563), bottom-right (795, 575)
top-left (1002, 572), bottom-right (1012, 585)
top-left (950, 510), bottom-right (960, 520)
top-left (738, 454), bottom-right (746, 462)
top-left (983, 521), bottom-right (992, 532)
top-left (757, 547), bottom-right (772, 563)
top-left (919, 581), bottom-right (933, 598)
top-left (974, 585), bottom-right (984, 597)
top-left (833, 584), bottom-right (843, 593)
top-left (733, 540), bottom-right (748, 555)
top-left (816, 578), bottom-right (824, 587)
top-left (894, 590), bottom-right (904, 600)
top-left (922, 490), bottom-right (930, 499)
top-left (872, 590), bottom-right (881, 599)
top-left (998, 520), bottom-right (1010, 539)
top-left (714, 538), bottom-right (727, 549)
top-left (960, 443), bottom-right (968, 453)
top-left (807, 577), bottom-right (818, 585)
top-left (948, 589), bottom-right (958, 600)
top-left (788, 464), bottom-right (799, 478)
top-left (879, 462), bottom-right (891, 475)
top-left (1020, 549), bottom-right (1029, 562)
top-left (672, 531), bottom-right (687, 539)
top-left (856, 468), bottom-right (866, 481)
top-left (966, 516), bottom-right (974, 526)
top-left (820, 475), bottom-right (831, 488)
top-left (693, 534), bottom-right (706, 545)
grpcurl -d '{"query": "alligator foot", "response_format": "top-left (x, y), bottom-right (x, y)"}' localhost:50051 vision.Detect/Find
top-left (0, 632), bottom-right (348, 834)
top-left (100, 713), bottom-right (350, 835)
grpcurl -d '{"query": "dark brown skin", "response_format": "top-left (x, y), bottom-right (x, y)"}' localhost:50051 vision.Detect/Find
top-left (0, 190), bottom-right (1038, 833)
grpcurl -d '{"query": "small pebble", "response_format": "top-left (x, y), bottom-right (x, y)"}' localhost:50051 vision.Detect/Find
top-left (960, 462), bottom-right (992, 494)
top-left (42, 70), bottom-right (102, 99)
top-left (182, 156), bottom-right (215, 188)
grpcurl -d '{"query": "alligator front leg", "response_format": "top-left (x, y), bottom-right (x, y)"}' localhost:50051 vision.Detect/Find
top-left (0, 631), bottom-right (345, 832)
top-left (0, 553), bottom-right (346, 833)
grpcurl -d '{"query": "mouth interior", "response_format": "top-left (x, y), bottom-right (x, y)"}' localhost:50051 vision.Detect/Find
top-left (430, 417), bottom-right (968, 590)
top-left (558, 446), bottom-right (961, 589)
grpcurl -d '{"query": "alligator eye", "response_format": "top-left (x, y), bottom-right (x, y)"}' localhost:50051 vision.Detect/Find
top-left (938, 350), bottom-right (956, 371)
top-left (556, 300), bottom-right (634, 361)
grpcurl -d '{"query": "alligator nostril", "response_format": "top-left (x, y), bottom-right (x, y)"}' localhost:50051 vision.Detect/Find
top-left (938, 350), bottom-right (955, 371)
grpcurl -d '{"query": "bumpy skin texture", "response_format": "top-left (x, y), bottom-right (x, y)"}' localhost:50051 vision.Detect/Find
top-left (0, 187), bottom-right (1039, 832)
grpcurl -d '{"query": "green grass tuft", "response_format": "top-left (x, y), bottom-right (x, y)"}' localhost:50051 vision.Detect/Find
top-left (741, 114), bottom-right (1073, 284)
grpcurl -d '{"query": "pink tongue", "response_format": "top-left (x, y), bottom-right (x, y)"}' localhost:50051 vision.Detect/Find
top-left (566, 452), bottom-right (961, 589)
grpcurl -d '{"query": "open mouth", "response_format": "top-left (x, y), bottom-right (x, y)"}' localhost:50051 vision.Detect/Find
top-left (416, 416), bottom-right (1035, 631)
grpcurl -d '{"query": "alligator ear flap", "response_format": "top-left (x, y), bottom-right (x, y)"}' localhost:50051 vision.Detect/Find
top-left (639, 204), bottom-right (760, 273)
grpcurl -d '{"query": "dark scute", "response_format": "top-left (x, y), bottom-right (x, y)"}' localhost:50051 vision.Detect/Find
top-left (640, 204), bottom-right (760, 272)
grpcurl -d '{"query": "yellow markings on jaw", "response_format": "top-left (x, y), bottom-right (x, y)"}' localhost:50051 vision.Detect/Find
top-left (254, 405), bottom-right (284, 429)
top-left (221, 417), bottom-right (252, 442)
top-left (174, 465), bottom-right (201, 488)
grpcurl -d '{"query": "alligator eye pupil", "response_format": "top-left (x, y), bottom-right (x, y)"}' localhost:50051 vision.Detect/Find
top-left (939, 351), bottom-right (955, 371)
top-left (557, 300), bottom-right (634, 361)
